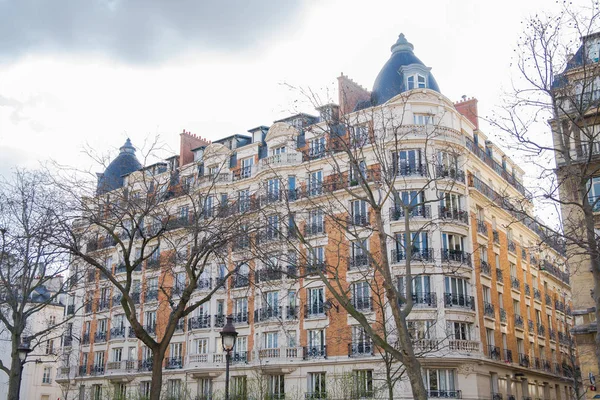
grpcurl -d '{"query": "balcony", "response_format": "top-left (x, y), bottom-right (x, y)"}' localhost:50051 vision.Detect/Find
top-left (524, 283), bottom-right (531, 297)
top-left (351, 296), bottom-right (373, 311)
top-left (409, 292), bottom-right (437, 307)
top-left (231, 351), bottom-right (248, 364)
top-left (504, 349), bottom-right (513, 363)
top-left (214, 314), bottom-right (225, 328)
top-left (448, 340), bottom-right (479, 352)
top-left (305, 263), bottom-right (326, 276)
top-left (232, 235), bottom-right (250, 251)
top-left (496, 268), bottom-right (503, 282)
top-left (528, 319), bottom-right (534, 332)
top-left (232, 274), bottom-right (250, 288)
top-left (78, 365), bottom-right (88, 376)
top-left (305, 303), bottom-right (325, 318)
top-left (545, 293), bottom-right (551, 305)
top-left (541, 260), bottom-right (570, 284)
top-left (435, 165), bottom-right (466, 183)
top-left (348, 341), bottom-right (373, 357)
top-left (483, 302), bottom-right (495, 318)
top-left (389, 205), bottom-right (432, 221)
top-left (197, 278), bottom-right (212, 291)
top-left (110, 327), bottom-right (125, 340)
top-left (518, 353), bottom-right (530, 368)
top-left (391, 248), bottom-right (435, 263)
top-left (510, 276), bottom-right (520, 291)
top-left (441, 249), bottom-right (471, 267)
top-left (491, 393), bottom-right (503, 400)
top-left (113, 293), bottom-right (123, 307)
top-left (476, 219), bottom-right (488, 235)
top-left (493, 230), bottom-right (499, 244)
top-left (145, 324), bottom-right (156, 335)
top-left (286, 306), bottom-right (299, 320)
top-left (131, 292), bottom-right (140, 304)
top-left (128, 327), bottom-right (137, 338)
top-left (164, 356), bottom-right (183, 369)
top-left (507, 240), bottom-right (516, 253)
top-left (305, 392), bottom-right (327, 399)
top-left (256, 268), bottom-right (283, 283)
top-left (444, 293), bottom-right (475, 310)
top-left (514, 315), bottom-right (524, 329)
top-left (548, 329), bottom-right (556, 341)
top-left (234, 165), bottom-right (255, 181)
top-left (427, 390), bottom-right (462, 399)
top-left (188, 315), bottom-right (211, 330)
top-left (347, 213), bottom-right (370, 227)
top-left (67, 304), bottom-right (75, 315)
top-left (232, 312), bottom-right (249, 325)
top-left (499, 308), bottom-right (507, 323)
top-left (480, 260), bottom-right (491, 276)
top-left (82, 333), bottom-right (90, 345)
top-left (138, 359), bottom-right (153, 372)
top-left (304, 222), bottom-right (326, 237)
top-left (259, 151), bottom-right (301, 171)
top-left (413, 338), bottom-right (440, 352)
top-left (91, 364), bottom-right (105, 376)
top-left (348, 254), bottom-right (370, 270)
top-left (533, 288), bottom-right (541, 301)
top-left (105, 360), bottom-right (137, 374)
top-left (438, 206), bottom-right (469, 224)
top-left (63, 335), bottom-right (73, 347)
top-left (254, 307), bottom-right (283, 322)
top-left (488, 345), bottom-right (501, 360)
top-left (303, 345), bottom-right (327, 359)
top-left (146, 258), bottom-right (160, 270)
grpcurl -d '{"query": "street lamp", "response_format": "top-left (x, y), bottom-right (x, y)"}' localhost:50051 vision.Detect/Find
top-left (16, 340), bottom-right (32, 400)
top-left (220, 315), bottom-right (238, 400)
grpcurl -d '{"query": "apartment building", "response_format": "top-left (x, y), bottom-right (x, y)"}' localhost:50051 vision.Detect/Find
top-left (550, 31), bottom-right (600, 399)
top-left (56, 34), bottom-right (575, 400)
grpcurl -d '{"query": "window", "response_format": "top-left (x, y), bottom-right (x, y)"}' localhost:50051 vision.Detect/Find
top-left (424, 369), bottom-right (457, 396)
top-left (170, 343), bottom-right (183, 365)
top-left (414, 114), bottom-right (432, 125)
top-left (309, 170), bottom-right (323, 196)
top-left (449, 321), bottom-right (472, 340)
top-left (266, 214), bottom-right (280, 239)
top-left (439, 192), bottom-right (463, 214)
top-left (271, 146), bottom-right (286, 155)
top-left (198, 378), bottom-right (212, 400)
top-left (308, 329), bottom-right (325, 350)
top-left (308, 372), bottom-right (327, 398)
top-left (350, 199), bottom-right (368, 225)
top-left (309, 137), bottom-right (326, 158)
top-left (238, 189), bottom-right (250, 212)
top-left (45, 339), bottom-right (54, 355)
top-left (94, 351), bottom-right (104, 368)
top-left (397, 274), bottom-right (432, 302)
top-left (587, 36), bottom-right (600, 62)
top-left (42, 366), bottom-right (52, 384)
top-left (287, 330), bottom-right (297, 347)
top-left (587, 176), bottom-right (600, 211)
top-left (112, 348), bottom-right (123, 362)
top-left (444, 277), bottom-right (471, 307)
top-left (92, 384), bottom-right (102, 400)
top-left (174, 272), bottom-right (186, 294)
top-left (268, 375), bottom-right (285, 399)
top-left (307, 209), bottom-right (324, 235)
top-left (393, 149), bottom-right (422, 175)
top-left (352, 282), bottom-right (371, 310)
top-left (407, 320), bottom-right (433, 339)
top-left (195, 338), bottom-right (209, 354)
top-left (114, 383), bottom-right (126, 400)
top-left (349, 160), bottom-right (367, 184)
top-left (407, 74), bottom-right (426, 90)
top-left (351, 125), bottom-right (369, 146)
top-left (353, 370), bottom-right (374, 398)
top-left (167, 379), bottom-right (182, 398)
top-left (395, 232), bottom-right (429, 259)
top-left (442, 233), bottom-right (464, 252)
top-left (267, 178), bottom-right (280, 201)
top-left (240, 157), bottom-right (253, 178)
top-left (264, 332), bottom-right (278, 349)
top-left (232, 376), bottom-right (247, 399)
top-left (307, 247), bottom-right (325, 269)
top-left (350, 239), bottom-right (368, 266)
top-left (235, 298), bottom-right (248, 320)
top-left (482, 286), bottom-right (491, 303)
top-left (307, 288), bottom-right (324, 315)
top-left (114, 314), bottom-right (125, 330)
top-left (140, 382), bottom-right (151, 398)
top-left (235, 336), bottom-right (248, 357)
top-left (145, 311), bottom-right (156, 331)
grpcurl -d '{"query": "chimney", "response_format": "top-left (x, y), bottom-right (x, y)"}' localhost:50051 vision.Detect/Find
top-left (337, 73), bottom-right (371, 115)
top-left (454, 97), bottom-right (479, 129)
top-left (179, 130), bottom-right (211, 167)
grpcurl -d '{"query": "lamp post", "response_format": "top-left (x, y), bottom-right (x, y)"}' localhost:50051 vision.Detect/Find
top-left (16, 340), bottom-right (32, 400)
top-left (220, 315), bottom-right (238, 400)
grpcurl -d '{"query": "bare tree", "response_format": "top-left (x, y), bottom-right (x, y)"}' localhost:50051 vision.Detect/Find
top-left (49, 141), bottom-right (258, 400)
top-left (248, 88), bottom-right (471, 400)
top-left (0, 170), bottom-right (76, 400)
top-left (490, 1), bottom-right (600, 386)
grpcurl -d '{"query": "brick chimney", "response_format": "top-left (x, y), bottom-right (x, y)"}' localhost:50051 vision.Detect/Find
top-left (454, 96), bottom-right (479, 129)
top-left (338, 73), bottom-right (371, 115)
top-left (179, 130), bottom-right (211, 167)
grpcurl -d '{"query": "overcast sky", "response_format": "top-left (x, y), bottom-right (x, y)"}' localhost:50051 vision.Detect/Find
top-left (0, 0), bottom-right (570, 179)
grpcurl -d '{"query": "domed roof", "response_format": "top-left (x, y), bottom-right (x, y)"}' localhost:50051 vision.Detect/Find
top-left (371, 33), bottom-right (440, 106)
top-left (96, 139), bottom-right (142, 195)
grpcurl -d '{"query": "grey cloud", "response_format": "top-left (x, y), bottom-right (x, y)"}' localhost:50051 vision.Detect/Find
top-left (0, 94), bottom-right (47, 131)
top-left (0, 0), bottom-right (306, 63)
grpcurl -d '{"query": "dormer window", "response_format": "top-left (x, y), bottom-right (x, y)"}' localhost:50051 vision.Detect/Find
top-left (407, 74), bottom-right (426, 90)
top-left (587, 37), bottom-right (600, 62)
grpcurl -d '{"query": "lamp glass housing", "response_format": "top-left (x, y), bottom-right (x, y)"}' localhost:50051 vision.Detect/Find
top-left (222, 334), bottom-right (236, 351)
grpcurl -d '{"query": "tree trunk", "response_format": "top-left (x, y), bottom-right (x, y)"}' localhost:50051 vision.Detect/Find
top-left (149, 348), bottom-right (166, 400)
top-left (7, 334), bottom-right (23, 400)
